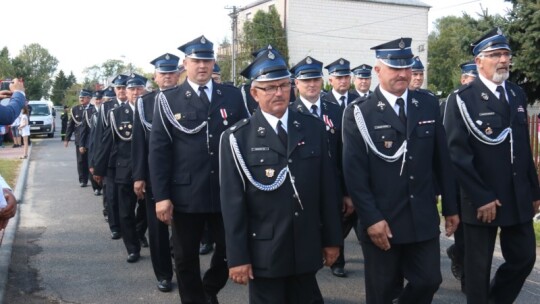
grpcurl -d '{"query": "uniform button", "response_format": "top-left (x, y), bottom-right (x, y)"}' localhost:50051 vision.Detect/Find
top-left (208, 117), bottom-right (211, 120)
top-left (410, 195), bottom-right (414, 199)
top-left (209, 134), bottom-right (213, 138)
top-left (211, 170), bottom-right (215, 174)
top-left (513, 172), bottom-right (517, 176)
top-left (294, 212), bottom-right (299, 217)
top-left (252, 233), bottom-right (256, 237)
top-left (408, 156), bottom-right (413, 160)
top-left (382, 135), bottom-right (385, 139)
top-left (288, 159), bottom-right (293, 163)
top-left (293, 194), bottom-right (297, 199)
top-left (210, 152), bottom-right (214, 155)
top-left (425, 131), bottom-right (430, 134)
top-left (409, 176), bottom-right (414, 180)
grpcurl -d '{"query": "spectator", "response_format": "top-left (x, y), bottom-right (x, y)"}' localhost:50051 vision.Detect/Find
top-left (0, 125), bottom-right (5, 148)
top-left (0, 79), bottom-right (26, 125)
top-left (0, 174), bottom-right (17, 230)
top-left (10, 115), bottom-right (21, 148)
top-left (18, 107), bottom-right (30, 159)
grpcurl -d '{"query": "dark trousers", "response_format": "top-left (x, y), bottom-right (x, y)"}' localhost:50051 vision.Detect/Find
top-left (105, 169), bottom-right (120, 233)
top-left (333, 211), bottom-right (358, 268)
top-left (102, 183), bottom-right (108, 217)
top-left (249, 273), bottom-right (323, 304)
top-left (75, 145), bottom-right (89, 184)
top-left (201, 221), bottom-right (214, 245)
top-left (135, 198), bottom-right (147, 240)
top-left (362, 237), bottom-right (442, 304)
top-left (464, 221), bottom-right (536, 304)
top-left (89, 171), bottom-right (102, 192)
top-left (171, 212), bottom-right (228, 304)
top-left (145, 186), bottom-right (173, 281)
top-left (117, 183), bottom-right (140, 255)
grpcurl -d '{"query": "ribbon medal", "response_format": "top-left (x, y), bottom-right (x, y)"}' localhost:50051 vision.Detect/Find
top-left (323, 115), bottom-right (335, 134)
top-left (220, 108), bottom-right (228, 126)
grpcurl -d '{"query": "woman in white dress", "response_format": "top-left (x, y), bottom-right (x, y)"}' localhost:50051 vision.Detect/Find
top-left (17, 106), bottom-right (30, 158)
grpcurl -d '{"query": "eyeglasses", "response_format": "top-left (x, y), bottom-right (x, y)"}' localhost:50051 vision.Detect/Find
top-left (254, 82), bottom-right (292, 95)
top-left (480, 51), bottom-right (512, 60)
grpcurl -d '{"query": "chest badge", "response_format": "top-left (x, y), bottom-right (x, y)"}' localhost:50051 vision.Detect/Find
top-left (384, 141), bottom-right (393, 149)
top-left (481, 92), bottom-right (489, 101)
top-left (377, 101), bottom-right (386, 111)
top-left (174, 113), bottom-right (182, 120)
top-left (265, 168), bottom-right (275, 178)
top-left (485, 127), bottom-right (493, 135)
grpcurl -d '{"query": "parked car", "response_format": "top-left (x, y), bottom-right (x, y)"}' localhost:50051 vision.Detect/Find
top-left (28, 100), bottom-right (56, 137)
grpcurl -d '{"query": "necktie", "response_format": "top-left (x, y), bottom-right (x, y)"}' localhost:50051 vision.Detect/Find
top-left (339, 96), bottom-right (346, 110)
top-left (199, 86), bottom-right (210, 105)
top-left (396, 98), bottom-right (407, 125)
top-left (310, 104), bottom-right (319, 117)
top-left (277, 120), bottom-right (288, 147)
top-left (496, 86), bottom-right (508, 104)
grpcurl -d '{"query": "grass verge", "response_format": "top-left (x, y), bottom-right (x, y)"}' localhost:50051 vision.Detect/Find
top-left (0, 159), bottom-right (22, 187)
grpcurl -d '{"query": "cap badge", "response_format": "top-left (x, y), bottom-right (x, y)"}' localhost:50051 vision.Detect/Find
top-left (201, 37), bottom-right (206, 44)
top-left (265, 168), bottom-right (275, 178)
top-left (268, 45), bottom-right (273, 50)
top-left (268, 52), bottom-right (275, 60)
top-left (306, 57), bottom-right (312, 64)
top-left (339, 59), bottom-right (344, 65)
top-left (485, 127), bottom-right (493, 135)
top-left (497, 28), bottom-right (502, 35)
top-left (481, 92), bottom-right (489, 101)
top-left (362, 64), bottom-right (366, 69)
top-left (399, 39), bottom-right (405, 49)
top-left (165, 54), bottom-right (170, 60)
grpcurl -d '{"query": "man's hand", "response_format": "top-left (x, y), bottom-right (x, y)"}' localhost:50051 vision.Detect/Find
top-left (342, 196), bottom-right (355, 217)
top-left (0, 189), bottom-right (17, 230)
top-left (367, 220), bottom-right (392, 251)
top-left (0, 90), bottom-right (12, 99)
top-left (133, 180), bottom-right (146, 200)
top-left (79, 147), bottom-right (86, 154)
top-left (322, 246), bottom-right (340, 267)
top-left (93, 175), bottom-right (103, 184)
top-left (444, 214), bottom-right (460, 237)
top-left (89, 167), bottom-right (94, 175)
top-left (533, 200), bottom-right (540, 214)
top-left (10, 78), bottom-right (25, 92)
top-left (156, 200), bottom-right (174, 225)
top-left (477, 199), bottom-right (501, 223)
top-left (229, 264), bottom-right (253, 285)
top-left (64, 141), bottom-right (69, 148)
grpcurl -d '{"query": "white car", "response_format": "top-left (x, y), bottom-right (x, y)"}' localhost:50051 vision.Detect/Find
top-left (28, 100), bottom-right (56, 138)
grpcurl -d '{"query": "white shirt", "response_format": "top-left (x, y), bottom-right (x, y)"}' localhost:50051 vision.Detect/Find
top-left (379, 86), bottom-right (408, 116)
top-left (331, 89), bottom-right (348, 106)
top-left (300, 96), bottom-right (321, 117)
top-left (187, 78), bottom-right (213, 102)
top-left (479, 73), bottom-right (508, 101)
top-left (262, 108), bottom-right (289, 134)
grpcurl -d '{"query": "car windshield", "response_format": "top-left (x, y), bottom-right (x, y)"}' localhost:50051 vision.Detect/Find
top-left (31, 104), bottom-right (50, 116)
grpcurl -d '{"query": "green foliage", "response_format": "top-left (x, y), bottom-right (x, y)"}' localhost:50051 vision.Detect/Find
top-left (217, 37), bottom-right (232, 83)
top-left (50, 70), bottom-right (76, 106)
top-left (238, 6), bottom-right (288, 83)
top-left (0, 47), bottom-right (15, 79)
top-left (428, 12), bottom-right (506, 96)
top-left (506, 0), bottom-right (540, 103)
top-left (12, 43), bottom-right (58, 100)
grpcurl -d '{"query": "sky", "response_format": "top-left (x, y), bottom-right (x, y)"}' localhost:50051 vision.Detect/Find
top-left (2, 0), bottom-right (511, 82)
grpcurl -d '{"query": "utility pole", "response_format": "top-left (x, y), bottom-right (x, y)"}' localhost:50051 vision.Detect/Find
top-left (226, 5), bottom-right (239, 85)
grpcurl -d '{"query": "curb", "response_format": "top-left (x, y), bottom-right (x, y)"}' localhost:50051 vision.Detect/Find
top-left (0, 144), bottom-right (32, 303)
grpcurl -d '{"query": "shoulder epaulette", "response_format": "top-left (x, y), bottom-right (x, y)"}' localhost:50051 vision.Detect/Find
top-left (227, 118), bottom-right (250, 133)
top-left (141, 90), bottom-right (156, 99)
top-left (415, 88), bottom-right (436, 97)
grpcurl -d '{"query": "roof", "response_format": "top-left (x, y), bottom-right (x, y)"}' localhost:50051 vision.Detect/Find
top-left (238, 0), bottom-right (430, 12)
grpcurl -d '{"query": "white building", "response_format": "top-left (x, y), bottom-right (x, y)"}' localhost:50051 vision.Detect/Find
top-left (234, 0), bottom-right (430, 87)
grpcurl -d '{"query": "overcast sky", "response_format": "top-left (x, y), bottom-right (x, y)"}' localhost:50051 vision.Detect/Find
top-left (2, 0), bottom-right (511, 81)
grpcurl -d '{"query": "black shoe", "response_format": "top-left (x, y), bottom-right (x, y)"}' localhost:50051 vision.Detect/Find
top-left (199, 243), bottom-right (214, 255)
top-left (331, 266), bottom-right (346, 277)
top-left (111, 231), bottom-right (121, 239)
top-left (157, 279), bottom-right (172, 292)
top-left (127, 252), bottom-right (140, 263)
top-left (140, 236), bottom-right (149, 248)
top-left (446, 245), bottom-right (463, 280)
top-left (460, 277), bottom-right (466, 295)
top-left (80, 182), bottom-right (87, 187)
top-left (94, 189), bottom-right (101, 196)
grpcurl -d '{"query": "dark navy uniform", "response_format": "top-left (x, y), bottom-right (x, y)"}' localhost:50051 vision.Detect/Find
top-left (60, 107), bottom-right (68, 141)
top-left (322, 89), bottom-right (359, 111)
top-left (343, 38), bottom-right (458, 304)
top-left (149, 65), bottom-right (248, 302)
top-left (132, 89), bottom-right (174, 286)
top-left (65, 101), bottom-right (94, 186)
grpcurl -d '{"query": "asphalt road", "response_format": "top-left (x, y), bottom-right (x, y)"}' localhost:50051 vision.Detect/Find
top-left (4, 127), bottom-right (540, 303)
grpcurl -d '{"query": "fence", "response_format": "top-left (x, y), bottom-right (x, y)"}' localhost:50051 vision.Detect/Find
top-left (529, 114), bottom-right (540, 172)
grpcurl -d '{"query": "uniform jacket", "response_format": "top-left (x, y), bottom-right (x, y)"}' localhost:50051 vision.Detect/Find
top-left (66, 104), bottom-right (94, 146)
top-left (343, 87), bottom-right (458, 244)
top-left (149, 80), bottom-right (248, 212)
top-left (444, 78), bottom-right (540, 226)
top-left (219, 108), bottom-right (343, 278)
top-left (94, 103), bottom-right (135, 184)
top-left (91, 98), bottom-right (123, 169)
top-left (290, 98), bottom-right (346, 197)
top-left (132, 90), bottom-right (157, 184)
top-left (322, 90), bottom-right (359, 112)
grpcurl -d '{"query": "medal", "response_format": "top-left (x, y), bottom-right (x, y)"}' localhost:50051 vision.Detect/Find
top-left (485, 127), bottom-right (493, 135)
top-left (323, 115), bottom-right (334, 133)
top-left (128, 124), bottom-right (132, 129)
top-left (265, 168), bottom-right (275, 178)
top-left (125, 131), bottom-right (131, 136)
top-left (330, 128), bottom-right (335, 134)
top-left (220, 108), bottom-right (228, 126)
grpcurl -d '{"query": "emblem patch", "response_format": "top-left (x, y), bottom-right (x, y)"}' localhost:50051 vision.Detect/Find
top-left (265, 168), bottom-right (275, 178)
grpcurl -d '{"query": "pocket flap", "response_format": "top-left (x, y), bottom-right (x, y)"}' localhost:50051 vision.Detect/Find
top-left (250, 223), bottom-right (273, 240)
top-left (372, 129), bottom-right (397, 142)
top-left (172, 173), bottom-right (191, 185)
top-left (247, 151), bottom-right (279, 166)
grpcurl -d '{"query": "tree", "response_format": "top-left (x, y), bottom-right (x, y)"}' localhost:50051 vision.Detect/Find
top-left (12, 43), bottom-right (58, 100)
top-left (238, 6), bottom-right (288, 82)
top-left (506, 0), bottom-right (540, 103)
top-left (0, 47), bottom-right (16, 79)
top-left (427, 12), bottom-right (507, 96)
top-left (216, 37), bottom-right (233, 83)
top-left (50, 70), bottom-right (76, 105)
